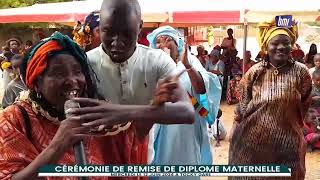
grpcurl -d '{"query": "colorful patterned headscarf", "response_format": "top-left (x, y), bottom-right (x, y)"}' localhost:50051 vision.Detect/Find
top-left (258, 18), bottom-right (298, 54)
top-left (73, 11), bottom-right (100, 49)
top-left (147, 26), bottom-right (185, 55)
top-left (21, 31), bottom-right (98, 98)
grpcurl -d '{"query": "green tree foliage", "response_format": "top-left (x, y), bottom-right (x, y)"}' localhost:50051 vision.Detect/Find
top-left (0, 0), bottom-right (73, 9)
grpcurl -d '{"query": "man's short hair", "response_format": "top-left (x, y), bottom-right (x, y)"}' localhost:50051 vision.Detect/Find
top-left (101, 0), bottom-right (141, 19)
top-left (227, 28), bottom-right (233, 33)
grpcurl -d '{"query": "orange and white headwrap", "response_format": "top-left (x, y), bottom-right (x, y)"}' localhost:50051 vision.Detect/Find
top-left (22, 32), bottom-right (90, 90)
top-left (25, 41), bottom-right (62, 89)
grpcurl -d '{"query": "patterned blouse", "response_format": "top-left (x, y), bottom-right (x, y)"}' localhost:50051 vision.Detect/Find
top-left (229, 61), bottom-right (312, 180)
top-left (0, 101), bottom-right (148, 180)
top-left (227, 79), bottom-right (241, 105)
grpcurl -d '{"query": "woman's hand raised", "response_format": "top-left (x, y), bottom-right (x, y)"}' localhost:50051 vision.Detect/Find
top-left (152, 69), bottom-right (188, 105)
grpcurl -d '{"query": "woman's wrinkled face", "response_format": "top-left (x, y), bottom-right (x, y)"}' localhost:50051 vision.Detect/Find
top-left (35, 54), bottom-right (86, 112)
top-left (267, 35), bottom-right (292, 62)
top-left (156, 35), bottom-right (179, 61)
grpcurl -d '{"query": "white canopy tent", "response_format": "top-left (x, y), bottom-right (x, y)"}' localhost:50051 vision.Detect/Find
top-left (0, 0), bottom-right (169, 25)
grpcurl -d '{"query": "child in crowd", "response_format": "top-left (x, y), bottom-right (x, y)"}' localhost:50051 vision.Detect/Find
top-left (208, 109), bottom-right (227, 144)
top-left (309, 53), bottom-right (320, 79)
top-left (304, 112), bottom-right (320, 152)
top-left (226, 71), bottom-right (242, 105)
top-left (304, 69), bottom-right (320, 151)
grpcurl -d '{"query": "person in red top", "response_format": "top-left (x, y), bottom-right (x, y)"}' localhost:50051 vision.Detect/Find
top-left (226, 71), bottom-right (242, 105)
top-left (292, 43), bottom-right (305, 63)
top-left (138, 30), bottom-right (150, 46)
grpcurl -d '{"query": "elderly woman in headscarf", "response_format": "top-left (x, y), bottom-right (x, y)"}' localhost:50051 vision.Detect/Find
top-left (73, 11), bottom-right (101, 52)
top-left (0, 32), bottom-right (195, 180)
top-left (206, 49), bottom-right (225, 85)
top-left (229, 18), bottom-right (312, 180)
top-left (147, 26), bottom-right (221, 175)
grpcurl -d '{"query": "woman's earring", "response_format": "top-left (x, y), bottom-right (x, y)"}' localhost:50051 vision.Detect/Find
top-left (36, 92), bottom-right (42, 99)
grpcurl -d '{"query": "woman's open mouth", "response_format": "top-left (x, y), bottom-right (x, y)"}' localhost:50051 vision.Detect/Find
top-left (276, 52), bottom-right (288, 57)
top-left (64, 90), bottom-right (80, 99)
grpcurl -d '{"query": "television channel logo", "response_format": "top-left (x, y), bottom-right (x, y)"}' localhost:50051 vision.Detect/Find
top-left (275, 15), bottom-right (293, 28)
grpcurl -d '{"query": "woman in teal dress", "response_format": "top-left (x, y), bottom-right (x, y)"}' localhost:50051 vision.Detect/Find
top-left (147, 26), bottom-right (222, 180)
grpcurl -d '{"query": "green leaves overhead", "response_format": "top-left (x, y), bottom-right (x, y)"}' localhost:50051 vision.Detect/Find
top-left (0, 0), bottom-right (73, 9)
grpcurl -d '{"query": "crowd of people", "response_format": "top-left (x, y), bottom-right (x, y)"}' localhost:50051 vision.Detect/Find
top-left (196, 28), bottom-right (320, 154)
top-left (195, 27), bottom-right (320, 156)
top-left (0, 0), bottom-right (319, 179)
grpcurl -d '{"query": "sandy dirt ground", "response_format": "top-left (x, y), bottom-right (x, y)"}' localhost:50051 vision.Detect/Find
top-left (202, 102), bottom-right (320, 180)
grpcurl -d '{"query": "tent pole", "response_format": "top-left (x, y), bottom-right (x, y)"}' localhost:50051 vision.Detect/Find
top-left (242, 21), bottom-right (248, 74)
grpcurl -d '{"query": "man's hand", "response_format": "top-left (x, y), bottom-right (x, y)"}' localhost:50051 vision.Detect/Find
top-left (312, 96), bottom-right (320, 100)
top-left (152, 69), bottom-right (188, 106)
top-left (66, 98), bottom-right (131, 129)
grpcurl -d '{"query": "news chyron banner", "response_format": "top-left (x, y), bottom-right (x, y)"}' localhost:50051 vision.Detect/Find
top-left (38, 165), bottom-right (291, 177)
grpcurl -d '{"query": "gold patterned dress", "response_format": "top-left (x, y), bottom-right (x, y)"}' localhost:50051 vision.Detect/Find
top-left (229, 61), bottom-right (312, 180)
